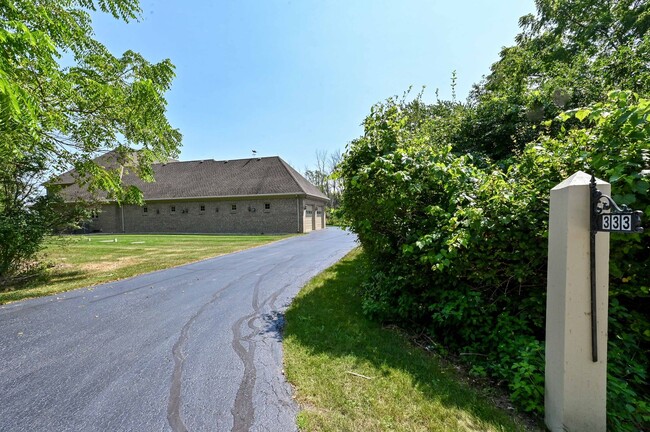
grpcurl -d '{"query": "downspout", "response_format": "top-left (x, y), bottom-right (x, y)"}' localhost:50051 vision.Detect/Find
top-left (119, 164), bottom-right (126, 233)
top-left (296, 196), bottom-right (300, 233)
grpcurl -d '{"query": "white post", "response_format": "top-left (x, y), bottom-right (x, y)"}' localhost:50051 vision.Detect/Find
top-left (545, 171), bottom-right (609, 431)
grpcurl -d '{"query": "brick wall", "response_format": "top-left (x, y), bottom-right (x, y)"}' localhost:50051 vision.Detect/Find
top-left (87, 196), bottom-right (326, 234)
top-left (89, 204), bottom-right (121, 233)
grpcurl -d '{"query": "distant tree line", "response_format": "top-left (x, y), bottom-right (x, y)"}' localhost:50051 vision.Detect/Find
top-left (337, 1), bottom-right (649, 429)
top-left (304, 149), bottom-right (343, 217)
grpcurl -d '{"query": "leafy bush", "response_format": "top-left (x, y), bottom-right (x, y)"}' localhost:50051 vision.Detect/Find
top-left (0, 207), bottom-right (48, 279)
top-left (0, 153), bottom-right (87, 284)
top-left (338, 91), bottom-right (649, 430)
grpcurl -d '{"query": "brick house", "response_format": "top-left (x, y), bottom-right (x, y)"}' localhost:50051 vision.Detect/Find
top-left (52, 153), bottom-right (328, 234)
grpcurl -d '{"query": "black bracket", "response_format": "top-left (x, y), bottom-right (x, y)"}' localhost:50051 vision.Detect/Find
top-left (589, 175), bottom-right (644, 362)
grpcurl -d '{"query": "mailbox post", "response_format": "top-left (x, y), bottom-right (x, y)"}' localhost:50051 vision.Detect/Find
top-left (545, 171), bottom-right (643, 432)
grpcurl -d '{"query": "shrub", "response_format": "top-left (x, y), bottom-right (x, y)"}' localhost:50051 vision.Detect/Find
top-left (0, 207), bottom-right (48, 279)
top-left (338, 91), bottom-right (649, 430)
top-left (0, 153), bottom-right (88, 284)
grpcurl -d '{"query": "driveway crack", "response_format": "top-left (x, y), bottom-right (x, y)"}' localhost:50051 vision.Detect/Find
top-left (167, 268), bottom-right (263, 432)
top-left (231, 261), bottom-right (315, 432)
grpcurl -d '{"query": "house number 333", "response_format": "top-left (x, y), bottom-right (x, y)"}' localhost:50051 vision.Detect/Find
top-left (600, 213), bottom-right (632, 231)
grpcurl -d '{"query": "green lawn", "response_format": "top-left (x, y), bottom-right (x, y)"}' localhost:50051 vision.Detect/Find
top-left (283, 249), bottom-right (540, 432)
top-left (0, 233), bottom-right (293, 304)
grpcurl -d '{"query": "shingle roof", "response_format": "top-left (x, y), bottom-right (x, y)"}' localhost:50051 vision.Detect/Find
top-left (54, 154), bottom-right (329, 202)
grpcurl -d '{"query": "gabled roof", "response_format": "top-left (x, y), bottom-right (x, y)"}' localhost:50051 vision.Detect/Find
top-left (53, 154), bottom-right (329, 202)
top-left (52, 151), bottom-right (136, 186)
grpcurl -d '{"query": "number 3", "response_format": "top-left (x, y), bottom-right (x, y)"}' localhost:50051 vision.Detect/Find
top-left (622, 215), bottom-right (631, 231)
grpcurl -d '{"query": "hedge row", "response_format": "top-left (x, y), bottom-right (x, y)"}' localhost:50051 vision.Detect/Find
top-left (337, 91), bottom-right (649, 430)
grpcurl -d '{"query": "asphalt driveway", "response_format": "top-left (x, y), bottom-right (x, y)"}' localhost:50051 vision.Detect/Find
top-left (0, 227), bottom-right (357, 432)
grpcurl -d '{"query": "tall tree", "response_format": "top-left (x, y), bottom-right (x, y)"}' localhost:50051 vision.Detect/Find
top-left (304, 149), bottom-right (344, 208)
top-left (0, 0), bottom-right (182, 278)
top-left (327, 149), bottom-right (342, 208)
top-left (460, 0), bottom-right (650, 159)
top-left (1, 0), bottom-right (181, 196)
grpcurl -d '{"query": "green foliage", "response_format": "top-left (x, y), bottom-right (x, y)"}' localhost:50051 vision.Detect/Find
top-left (304, 149), bottom-right (344, 211)
top-left (508, 340), bottom-right (544, 414)
top-left (0, 152), bottom-right (86, 280)
top-left (0, 0), bottom-right (181, 197)
top-left (284, 249), bottom-right (532, 431)
top-left (0, 205), bottom-right (48, 278)
top-left (338, 91), bottom-right (649, 429)
top-left (459, 0), bottom-right (650, 160)
top-left (338, 2), bottom-right (650, 427)
top-left (0, 0), bottom-right (181, 277)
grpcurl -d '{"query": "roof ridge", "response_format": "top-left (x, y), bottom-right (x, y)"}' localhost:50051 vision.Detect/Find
top-left (53, 152), bottom-right (329, 202)
top-left (276, 157), bottom-right (308, 194)
top-left (277, 157), bottom-right (329, 200)
top-left (157, 156), bottom-right (279, 166)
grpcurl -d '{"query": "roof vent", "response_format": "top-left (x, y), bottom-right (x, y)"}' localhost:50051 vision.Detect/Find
top-left (224, 160), bottom-right (228, 163)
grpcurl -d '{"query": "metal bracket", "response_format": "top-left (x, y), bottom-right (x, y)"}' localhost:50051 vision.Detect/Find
top-left (589, 175), bottom-right (644, 362)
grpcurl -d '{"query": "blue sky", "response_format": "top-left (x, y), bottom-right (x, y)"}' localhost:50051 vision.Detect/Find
top-left (91, 0), bottom-right (535, 171)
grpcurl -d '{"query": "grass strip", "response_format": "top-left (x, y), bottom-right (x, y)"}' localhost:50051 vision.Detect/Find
top-left (0, 233), bottom-right (293, 304)
top-left (284, 248), bottom-right (535, 432)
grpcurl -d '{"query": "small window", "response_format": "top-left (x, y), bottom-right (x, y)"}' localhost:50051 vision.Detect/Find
top-left (264, 203), bottom-right (271, 212)
top-left (171, 205), bottom-right (176, 213)
top-left (92, 210), bottom-right (99, 219)
top-left (200, 205), bottom-right (206, 212)
top-left (143, 206), bottom-right (148, 213)
top-left (231, 204), bottom-right (237, 212)
top-left (215, 207), bottom-right (219, 213)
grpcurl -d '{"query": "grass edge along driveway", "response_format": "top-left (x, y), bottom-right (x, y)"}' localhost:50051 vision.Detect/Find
top-left (283, 248), bottom-right (541, 432)
top-left (0, 233), bottom-right (294, 304)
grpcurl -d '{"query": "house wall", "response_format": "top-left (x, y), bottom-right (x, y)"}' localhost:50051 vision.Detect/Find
top-left (88, 197), bottom-right (306, 234)
top-left (88, 204), bottom-right (121, 233)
